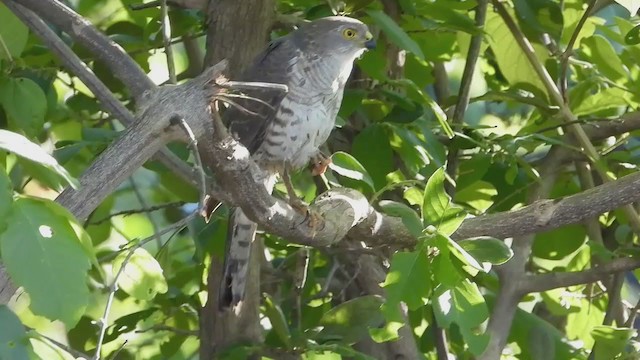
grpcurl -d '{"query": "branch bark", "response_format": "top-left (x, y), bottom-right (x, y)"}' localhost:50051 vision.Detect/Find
top-left (8, 0), bottom-right (155, 101)
top-left (521, 257), bottom-right (640, 294)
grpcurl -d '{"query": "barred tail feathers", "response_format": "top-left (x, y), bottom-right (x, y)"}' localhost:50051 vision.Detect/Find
top-left (218, 173), bottom-right (277, 311)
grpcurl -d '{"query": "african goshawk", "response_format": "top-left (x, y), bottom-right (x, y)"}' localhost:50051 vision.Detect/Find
top-left (220, 16), bottom-right (375, 310)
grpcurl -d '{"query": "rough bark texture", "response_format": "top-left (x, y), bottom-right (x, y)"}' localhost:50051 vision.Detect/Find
top-left (204, 0), bottom-right (275, 78)
top-left (200, 0), bottom-right (275, 358)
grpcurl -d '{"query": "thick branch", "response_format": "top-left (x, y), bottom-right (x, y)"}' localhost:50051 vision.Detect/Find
top-left (57, 63), bottom-right (228, 221)
top-left (8, 0), bottom-right (155, 101)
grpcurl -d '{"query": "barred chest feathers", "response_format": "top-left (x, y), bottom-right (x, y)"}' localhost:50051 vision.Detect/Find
top-left (255, 54), bottom-right (355, 170)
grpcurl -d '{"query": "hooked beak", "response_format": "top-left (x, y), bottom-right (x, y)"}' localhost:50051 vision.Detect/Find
top-left (364, 31), bottom-right (376, 50)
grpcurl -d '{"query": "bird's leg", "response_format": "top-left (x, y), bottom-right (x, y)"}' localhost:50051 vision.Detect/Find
top-left (310, 151), bottom-right (332, 176)
top-left (283, 163), bottom-right (323, 229)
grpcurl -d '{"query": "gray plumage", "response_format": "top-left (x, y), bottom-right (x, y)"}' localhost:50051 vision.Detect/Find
top-left (220, 16), bottom-right (374, 310)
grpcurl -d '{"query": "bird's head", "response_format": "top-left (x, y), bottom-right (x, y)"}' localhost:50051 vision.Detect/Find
top-left (296, 16), bottom-right (376, 60)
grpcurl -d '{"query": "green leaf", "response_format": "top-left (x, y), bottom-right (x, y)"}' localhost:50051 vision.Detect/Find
top-left (567, 297), bottom-right (607, 348)
top-left (0, 78), bottom-right (47, 138)
top-left (513, 0), bottom-right (563, 40)
top-left (615, 0), bottom-right (640, 16)
top-left (0, 306), bottom-right (32, 360)
top-left (0, 130), bottom-right (78, 189)
top-left (422, 168), bottom-right (466, 235)
top-left (624, 24), bottom-right (640, 45)
top-left (532, 224), bottom-right (586, 260)
top-left (447, 235), bottom-right (484, 274)
top-left (571, 87), bottom-right (631, 116)
top-left (352, 125), bottom-right (394, 189)
top-left (263, 293), bottom-right (291, 348)
top-left (581, 35), bottom-right (627, 82)
top-left (366, 10), bottom-right (425, 60)
top-left (432, 279), bottom-right (490, 355)
top-left (381, 250), bottom-right (431, 310)
top-left (591, 326), bottom-right (636, 360)
top-left (112, 247), bottom-right (168, 301)
top-left (329, 151), bottom-right (375, 191)
top-left (454, 181), bottom-right (497, 212)
top-left (458, 237), bottom-right (513, 266)
top-left (0, 197), bottom-right (91, 327)
top-left (378, 200), bottom-right (422, 237)
top-left (0, 4), bottom-right (28, 60)
top-left (0, 168), bottom-right (12, 233)
top-left (484, 9), bottom-right (548, 99)
top-left (318, 295), bottom-right (385, 344)
top-left (390, 79), bottom-right (454, 138)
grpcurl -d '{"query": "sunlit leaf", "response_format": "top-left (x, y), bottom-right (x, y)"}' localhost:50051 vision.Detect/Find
top-left (112, 247), bottom-right (168, 301)
top-left (0, 197), bottom-right (91, 327)
top-left (381, 250), bottom-right (431, 310)
top-left (423, 168), bottom-right (466, 235)
top-left (432, 279), bottom-right (490, 355)
top-left (581, 35), bottom-right (627, 82)
top-left (591, 326), bottom-right (636, 360)
top-left (615, 0), bottom-right (640, 16)
top-left (329, 151), bottom-right (375, 191)
top-left (485, 9), bottom-right (548, 99)
top-left (0, 130), bottom-right (78, 189)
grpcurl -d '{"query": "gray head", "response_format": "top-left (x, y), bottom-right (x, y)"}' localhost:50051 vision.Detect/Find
top-left (293, 16), bottom-right (376, 58)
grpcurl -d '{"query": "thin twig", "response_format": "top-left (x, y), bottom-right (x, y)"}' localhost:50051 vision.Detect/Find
top-left (431, 308), bottom-right (450, 359)
top-left (624, 298), bottom-right (640, 328)
top-left (445, 0), bottom-right (488, 196)
top-left (129, 177), bottom-right (163, 247)
top-left (169, 115), bottom-right (207, 212)
top-left (93, 213), bottom-right (195, 360)
top-left (108, 340), bottom-right (128, 360)
top-left (160, 0), bottom-right (177, 84)
top-left (29, 328), bottom-right (91, 359)
top-left (559, 0), bottom-right (596, 100)
top-left (135, 324), bottom-right (198, 336)
top-left (87, 201), bottom-right (186, 225)
top-left (589, 272), bottom-right (625, 360)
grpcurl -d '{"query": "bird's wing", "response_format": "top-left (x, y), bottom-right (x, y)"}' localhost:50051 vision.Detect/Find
top-left (224, 35), bottom-right (299, 154)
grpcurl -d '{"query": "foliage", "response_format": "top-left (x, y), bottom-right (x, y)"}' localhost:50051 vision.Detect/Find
top-left (2, 0), bottom-right (640, 359)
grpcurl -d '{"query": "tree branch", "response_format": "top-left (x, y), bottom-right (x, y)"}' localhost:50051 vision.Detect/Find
top-left (56, 63), bottom-right (229, 221)
top-left (445, 0), bottom-right (488, 196)
top-left (4, 1), bottom-right (203, 189)
top-left (7, 0), bottom-right (155, 101)
top-left (521, 257), bottom-right (640, 293)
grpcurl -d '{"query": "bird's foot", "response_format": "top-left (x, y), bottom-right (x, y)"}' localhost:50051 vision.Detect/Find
top-left (311, 151), bottom-right (332, 176)
top-left (289, 197), bottom-right (323, 231)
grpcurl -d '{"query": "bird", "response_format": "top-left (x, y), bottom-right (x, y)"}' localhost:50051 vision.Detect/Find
top-left (218, 16), bottom-right (376, 311)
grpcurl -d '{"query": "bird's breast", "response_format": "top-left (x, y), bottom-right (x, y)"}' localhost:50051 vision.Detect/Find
top-left (255, 91), bottom-right (342, 170)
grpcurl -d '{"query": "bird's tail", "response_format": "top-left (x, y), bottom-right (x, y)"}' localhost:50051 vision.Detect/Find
top-left (219, 207), bottom-right (257, 310)
top-left (218, 173), bottom-right (276, 311)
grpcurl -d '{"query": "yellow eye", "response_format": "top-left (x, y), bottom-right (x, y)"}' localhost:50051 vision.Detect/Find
top-left (342, 28), bottom-right (357, 39)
